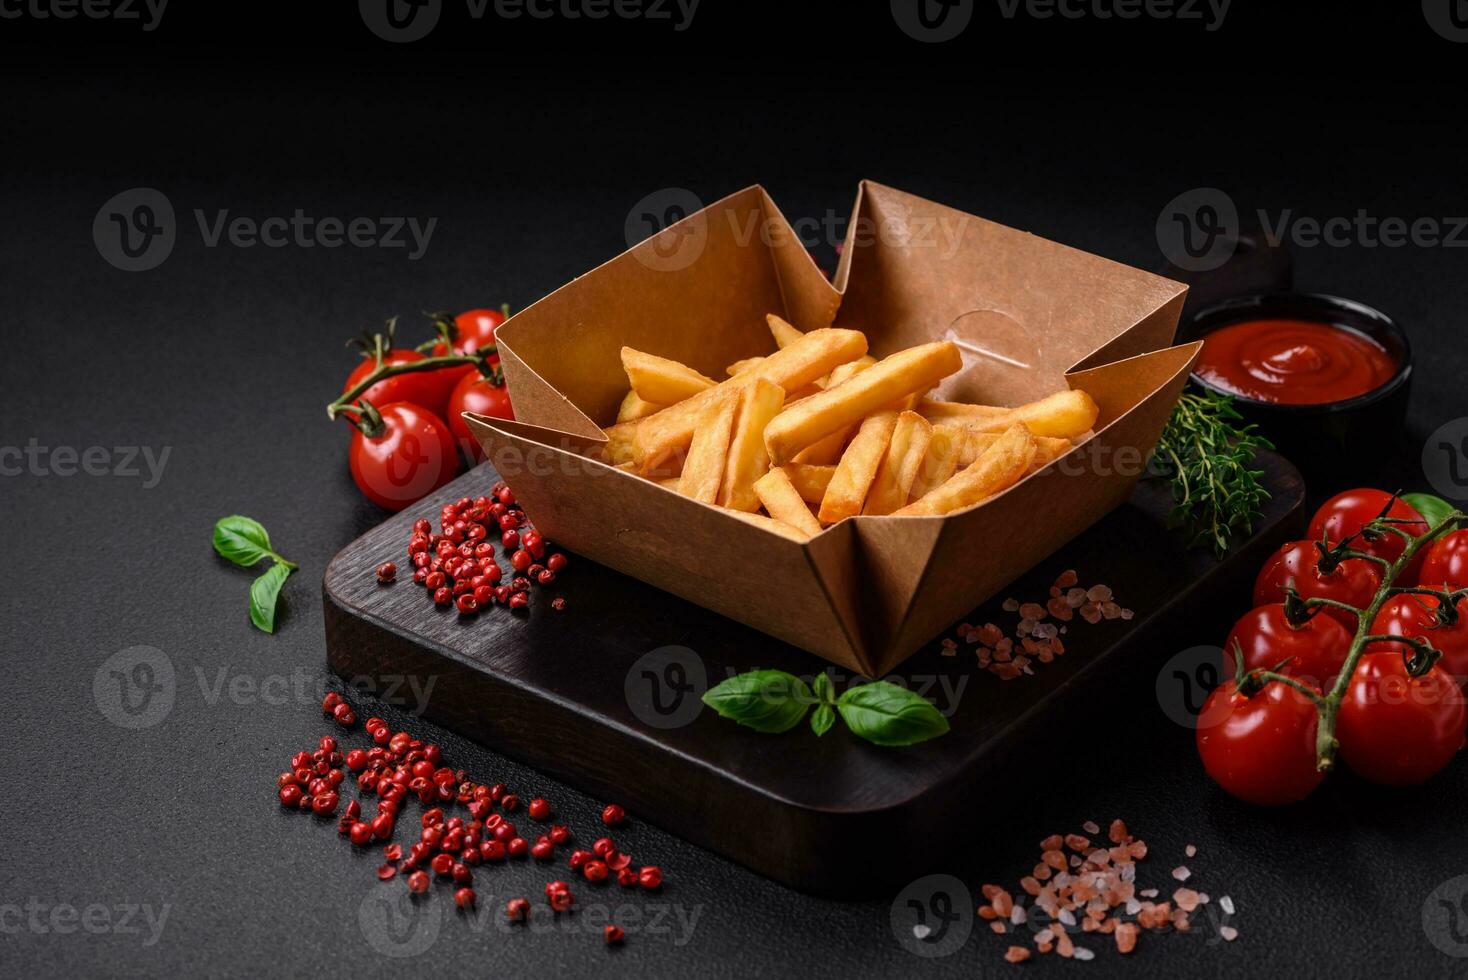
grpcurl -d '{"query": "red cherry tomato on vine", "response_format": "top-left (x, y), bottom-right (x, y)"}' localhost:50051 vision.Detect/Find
top-left (342, 350), bottom-right (441, 416)
top-left (433, 308), bottom-right (507, 386)
top-left (1308, 489), bottom-right (1427, 583)
top-left (1368, 593), bottom-right (1468, 691)
top-left (1421, 530), bottom-right (1468, 591)
top-left (348, 402), bottom-right (459, 511)
top-left (1224, 603), bottom-right (1354, 691)
top-left (1253, 539), bottom-right (1382, 632)
top-left (1336, 651), bottom-right (1466, 785)
top-left (447, 372), bottom-right (515, 461)
top-left (1195, 678), bottom-right (1325, 806)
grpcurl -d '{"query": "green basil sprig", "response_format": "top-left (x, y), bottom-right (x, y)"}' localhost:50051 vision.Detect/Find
top-left (212, 515), bottom-right (297, 633)
top-left (702, 669), bottom-right (949, 747)
top-left (1403, 492), bottom-right (1456, 529)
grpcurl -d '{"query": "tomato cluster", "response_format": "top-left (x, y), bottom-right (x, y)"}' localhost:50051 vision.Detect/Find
top-left (1197, 488), bottom-right (1468, 804)
top-left (337, 310), bottom-right (516, 511)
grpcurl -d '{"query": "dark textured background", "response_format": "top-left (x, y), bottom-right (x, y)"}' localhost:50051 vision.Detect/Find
top-left (4, 3), bottom-right (1468, 977)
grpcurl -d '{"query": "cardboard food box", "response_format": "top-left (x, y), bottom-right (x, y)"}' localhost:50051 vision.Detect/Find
top-left (467, 182), bottom-right (1199, 677)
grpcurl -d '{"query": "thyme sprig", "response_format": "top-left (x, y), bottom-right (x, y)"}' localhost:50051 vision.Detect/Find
top-left (1151, 391), bottom-right (1273, 558)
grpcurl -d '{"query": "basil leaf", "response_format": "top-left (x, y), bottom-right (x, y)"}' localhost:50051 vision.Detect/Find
top-left (1403, 492), bottom-right (1456, 530)
top-left (701, 670), bottom-right (812, 733)
top-left (813, 671), bottom-right (834, 705)
top-left (836, 681), bottom-right (950, 747)
top-left (811, 704), bottom-right (835, 737)
top-left (213, 515), bottom-right (274, 567)
top-left (249, 562), bottom-right (293, 634)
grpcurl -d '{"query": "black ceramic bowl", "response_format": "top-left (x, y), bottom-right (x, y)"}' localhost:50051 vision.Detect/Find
top-left (1177, 293), bottom-right (1413, 494)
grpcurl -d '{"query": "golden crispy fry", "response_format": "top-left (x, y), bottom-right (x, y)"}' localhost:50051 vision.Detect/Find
top-left (922, 389), bottom-right (1099, 440)
top-left (632, 328), bottom-right (868, 471)
top-left (719, 379), bottom-right (786, 512)
top-left (818, 411), bottom-right (898, 524)
top-left (726, 509), bottom-right (812, 542)
top-left (726, 356), bottom-right (766, 377)
top-left (897, 424), bottom-right (1036, 517)
top-left (600, 421), bottom-right (640, 465)
top-left (676, 390), bottom-right (739, 503)
top-left (657, 475), bottom-right (681, 489)
top-left (782, 463), bottom-right (835, 505)
top-left (917, 399), bottom-right (1010, 423)
top-left (789, 357), bottom-right (878, 462)
top-left (864, 411), bottom-right (933, 515)
top-left (909, 424), bottom-right (963, 501)
top-left (621, 347), bottom-right (717, 405)
top-left (754, 468), bottom-right (825, 537)
top-left (766, 313), bottom-right (804, 349)
top-left (617, 389), bottom-right (666, 423)
top-left (960, 430), bottom-right (1073, 467)
top-left (764, 341), bottom-right (963, 464)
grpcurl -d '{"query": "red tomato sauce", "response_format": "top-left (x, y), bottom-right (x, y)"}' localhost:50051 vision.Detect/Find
top-left (1195, 318), bottom-right (1397, 405)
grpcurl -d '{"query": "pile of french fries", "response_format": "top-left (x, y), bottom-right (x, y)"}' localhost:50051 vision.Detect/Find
top-left (597, 315), bottom-right (1099, 541)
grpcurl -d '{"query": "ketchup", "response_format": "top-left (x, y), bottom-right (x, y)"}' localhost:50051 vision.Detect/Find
top-left (1195, 318), bottom-right (1397, 405)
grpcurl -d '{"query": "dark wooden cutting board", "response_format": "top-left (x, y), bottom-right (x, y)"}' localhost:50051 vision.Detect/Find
top-left (323, 452), bottom-right (1303, 897)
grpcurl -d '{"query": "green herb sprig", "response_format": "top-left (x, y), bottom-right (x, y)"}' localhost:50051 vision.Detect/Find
top-left (701, 669), bottom-right (949, 747)
top-left (1151, 391), bottom-right (1272, 558)
top-left (212, 515), bottom-right (297, 633)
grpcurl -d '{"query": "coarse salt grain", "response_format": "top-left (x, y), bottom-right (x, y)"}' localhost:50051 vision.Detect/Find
top-left (1073, 947), bottom-right (1095, 961)
top-left (1220, 895), bottom-right (1234, 914)
top-left (1185, 844), bottom-right (1196, 857)
top-left (1172, 866), bottom-right (1191, 881)
top-left (1220, 926), bottom-right (1238, 941)
top-left (1082, 820), bottom-right (1100, 835)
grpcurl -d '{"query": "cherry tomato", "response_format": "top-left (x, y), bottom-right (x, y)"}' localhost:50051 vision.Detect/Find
top-left (1368, 593), bottom-right (1468, 691)
top-left (1421, 529), bottom-right (1468, 591)
top-left (1253, 539), bottom-right (1382, 632)
top-left (342, 350), bottom-right (441, 415)
top-left (1308, 489), bottom-right (1427, 583)
top-left (1224, 603), bottom-right (1353, 691)
top-left (433, 308), bottom-right (507, 386)
top-left (348, 402), bottom-right (459, 511)
top-left (446, 372), bottom-right (515, 461)
top-left (1336, 651), bottom-right (1466, 785)
top-left (1195, 678), bottom-right (1325, 805)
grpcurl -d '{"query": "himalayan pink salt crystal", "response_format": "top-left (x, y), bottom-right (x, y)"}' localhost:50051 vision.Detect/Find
top-left (1080, 603), bottom-right (1103, 624)
top-left (1019, 602), bottom-right (1047, 621)
top-left (1087, 584), bottom-right (1113, 602)
top-left (1002, 598), bottom-right (1020, 612)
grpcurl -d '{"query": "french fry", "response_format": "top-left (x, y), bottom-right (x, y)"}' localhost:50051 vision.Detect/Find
top-left (727, 509), bottom-right (812, 542)
top-left (617, 389), bottom-right (666, 423)
top-left (896, 424), bottom-right (1036, 517)
top-left (719, 379), bottom-right (786, 512)
top-left (676, 390), bottom-right (739, 504)
top-left (863, 411), bottom-right (933, 515)
top-left (960, 430), bottom-right (1073, 467)
top-left (753, 468), bottom-right (824, 538)
top-left (921, 389), bottom-right (1099, 440)
top-left (917, 399), bottom-right (1010, 424)
top-left (600, 421), bottom-right (640, 465)
top-left (621, 347), bottom-right (717, 405)
top-left (818, 411), bottom-right (898, 524)
top-left (764, 341), bottom-right (963, 464)
top-left (632, 328), bottom-right (868, 471)
top-left (909, 424), bottom-right (963, 501)
top-left (766, 313), bottom-right (804, 349)
top-left (788, 356), bottom-right (877, 464)
top-left (726, 356), bottom-right (766, 377)
top-left (782, 463), bottom-right (835, 505)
